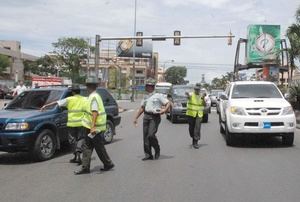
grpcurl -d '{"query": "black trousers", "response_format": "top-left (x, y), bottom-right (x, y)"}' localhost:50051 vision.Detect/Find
top-left (68, 127), bottom-right (85, 154)
top-left (143, 113), bottom-right (161, 157)
top-left (81, 128), bottom-right (113, 169)
top-left (187, 116), bottom-right (202, 141)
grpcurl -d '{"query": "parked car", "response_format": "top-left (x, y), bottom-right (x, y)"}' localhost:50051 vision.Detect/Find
top-left (216, 91), bottom-right (225, 114)
top-left (219, 81), bottom-right (296, 146)
top-left (209, 89), bottom-right (224, 107)
top-left (0, 86), bottom-right (121, 161)
top-left (166, 85), bottom-right (210, 123)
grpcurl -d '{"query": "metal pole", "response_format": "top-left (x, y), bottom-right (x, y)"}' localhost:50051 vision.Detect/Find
top-left (131, 0), bottom-right (137, 102)
top-left (95, 35), bottom-right (100, 79)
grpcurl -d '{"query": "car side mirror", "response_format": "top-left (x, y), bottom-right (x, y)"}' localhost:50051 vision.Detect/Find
top-left (219, 94), bottom-right (228, 100)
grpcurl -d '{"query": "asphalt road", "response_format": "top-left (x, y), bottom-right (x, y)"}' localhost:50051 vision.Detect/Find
top-left (0, 101), bottom-right (300, 202)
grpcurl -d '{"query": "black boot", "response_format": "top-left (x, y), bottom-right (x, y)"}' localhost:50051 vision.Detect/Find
top-left (100, 163), bottom-right (115, 171)
top-left (69, 154), bottom-right (77, 163)
top-left (74, 168), bottom-right (90, 175)
top-left (193, 139), bottom-right (199, 149)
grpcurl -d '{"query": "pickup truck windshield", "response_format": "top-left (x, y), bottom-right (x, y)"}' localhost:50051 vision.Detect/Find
top-left (231, 84), bottom-right (282, 99)
top-left (6, 90), bottom-right (64, 109)
top-left (173, 87), bottom-right (193, 97)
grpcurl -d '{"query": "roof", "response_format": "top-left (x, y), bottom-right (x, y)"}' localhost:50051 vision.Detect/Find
top-left (232, 81), bottom-right (275, 85)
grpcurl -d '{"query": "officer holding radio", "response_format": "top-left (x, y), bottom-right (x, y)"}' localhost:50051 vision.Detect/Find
top-left (134, 79), bottom-right (171, 161)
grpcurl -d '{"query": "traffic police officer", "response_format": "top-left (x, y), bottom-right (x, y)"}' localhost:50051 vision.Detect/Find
top-left (134, 79), bottom-right (171, 160)
top-left (75, 77), bottom-right (114, 175)
top-left (41, 84), bottom-right (86, 164)
top-left (186, 84), bottom-right (206, 149)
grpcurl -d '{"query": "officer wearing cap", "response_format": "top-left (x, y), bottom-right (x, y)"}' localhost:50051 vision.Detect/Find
top-left (41, 84), bottom-right (86, 164)
top-left (134, 78), bottom-right (171, 160)
top-left (185, 84), bottom-right (206, 149)
top-left (75, 77), bottom-right (114, 175)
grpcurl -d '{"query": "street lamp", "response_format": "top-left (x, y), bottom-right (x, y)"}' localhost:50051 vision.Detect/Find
top-left (131, 0), bottom-right (137, 102)
top-left (162, 60), bottom-right (174, 81)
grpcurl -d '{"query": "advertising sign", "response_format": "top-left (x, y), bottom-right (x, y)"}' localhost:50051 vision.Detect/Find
top-left (31, 76), bottom-right (63, 87)
top-left (247, 25), bottom-right (281, 65)
top-left (116, 40), bottom-right (153, 58)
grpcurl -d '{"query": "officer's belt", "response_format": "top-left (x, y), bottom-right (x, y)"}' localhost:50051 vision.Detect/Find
top-left (144, 111), bottom-right (160, 116)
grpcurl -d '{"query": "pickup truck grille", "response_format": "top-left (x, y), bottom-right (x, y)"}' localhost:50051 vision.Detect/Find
top-left (245, 108), bottom-right (281, 116)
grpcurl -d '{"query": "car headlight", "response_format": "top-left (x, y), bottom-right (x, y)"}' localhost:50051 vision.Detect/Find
top-left (174, 102), bottom-right (182, 108)
top-left (282, 106), bottom-right (294, 115)
top-left (5, 122), bottom-right (30, 130)
top-left (230, 106), bottom-right (246, 116)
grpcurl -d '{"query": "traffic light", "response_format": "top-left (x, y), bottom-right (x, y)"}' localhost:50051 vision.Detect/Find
top-left (136, 32), bottom-right (143, 46)
top-left (228, 31), bottom-right (233, 46)
top-left (174, 30), bottom-right (181, 46)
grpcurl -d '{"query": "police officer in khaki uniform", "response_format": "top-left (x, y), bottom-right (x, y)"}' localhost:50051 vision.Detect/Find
top-left (75, 77), bottom-right (114, 175)
top-left (186, 84), bottom-right (206, 149)
top-left (41, 85), bottom-right (86, 164)
top-left (134, 79), bottom-right (171, 160)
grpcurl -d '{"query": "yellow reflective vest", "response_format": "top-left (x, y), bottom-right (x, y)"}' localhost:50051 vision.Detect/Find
top-left (186, 92), bottom-right (205, 118)
top-left (82, 92), bottom-right (107, 132)
top-left (66, 95), bottom-right (86, 127)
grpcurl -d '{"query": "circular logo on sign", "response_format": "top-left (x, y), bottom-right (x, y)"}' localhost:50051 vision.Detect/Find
top-left (255, 33), bottom-right (275, 53)
top-left (118, 40), bottom-right (133, 52)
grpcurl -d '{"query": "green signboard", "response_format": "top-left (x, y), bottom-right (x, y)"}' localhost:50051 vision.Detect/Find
top-left (247, 24), bottom-right (281, 65)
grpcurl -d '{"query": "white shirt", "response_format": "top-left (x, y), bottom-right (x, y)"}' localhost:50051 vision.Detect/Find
top-left (141, 92), bottom-right (169, 114)
top-left (14, 85), bottom-right (27, 95)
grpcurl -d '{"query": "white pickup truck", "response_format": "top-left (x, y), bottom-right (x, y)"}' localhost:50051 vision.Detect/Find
top-left (219, 81), bottom-right (296, 146)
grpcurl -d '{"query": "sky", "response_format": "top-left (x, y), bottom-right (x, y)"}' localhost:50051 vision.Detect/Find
top-left (0, 0), bottom-right (299, 83)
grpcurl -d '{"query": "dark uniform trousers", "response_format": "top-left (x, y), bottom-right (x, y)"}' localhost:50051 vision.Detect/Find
top-left (143, 113), bottom-right (161, 157)
top-left (187, 116), bottom-right (202, 141)
top-left (68, 127), bottom-right (85, 154)
top-left (81, 128), bottom-right (112, 169)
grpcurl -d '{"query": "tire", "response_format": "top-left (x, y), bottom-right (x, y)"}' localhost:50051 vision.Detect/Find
top-left (104, 120), bottom-right (115, 144)
top-left (225, 123), bottom-right (236, 146)
top-left (170, 111), bottom-right (177, 123)
top-left (219, 116), bottom-right (225, 134)
top-left (282, 133), bottom-right (294, 146)
top-left (31, 129), bottom-right (56, 161)
top-left (202, 113), bottom-right (208, 123)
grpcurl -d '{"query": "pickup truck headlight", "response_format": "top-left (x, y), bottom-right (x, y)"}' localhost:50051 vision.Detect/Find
top-left (230, 106), bottom-right (246, 116)
top-left (5, 122), bottom-right (30, 130)
top-left (282, 106), bottom-right (294, 115)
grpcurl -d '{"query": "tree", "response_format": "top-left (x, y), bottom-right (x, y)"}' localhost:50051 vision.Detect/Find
top-left (24, 55), bottom-right (59, 76)
top-left (211, 72), bottom-right (233, 89)
top-left (287, 6), bottom-right (300, 78)
top-left (52, 37), bottom-right (89, 83)
top-left (165, 66), bottom-right (187, 85)
top-left (0, 54), bottom-right (11, 74)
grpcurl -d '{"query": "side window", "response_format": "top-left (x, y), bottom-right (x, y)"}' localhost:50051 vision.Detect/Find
top-left (96, 89), bottom-right (115, 106)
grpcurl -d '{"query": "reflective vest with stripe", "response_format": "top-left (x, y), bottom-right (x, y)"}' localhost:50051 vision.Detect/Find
top-left (66, 95), bottom-right (86, 127)
top-left (82, 92), bottom-right (107, 132)
top-left (186, 92), bottom-right (205, 118)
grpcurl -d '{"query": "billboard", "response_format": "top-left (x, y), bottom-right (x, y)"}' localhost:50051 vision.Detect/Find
top-left (116, 40), bottom-right (153, 58)
top-left (247, 25), bottom-right (281, 65)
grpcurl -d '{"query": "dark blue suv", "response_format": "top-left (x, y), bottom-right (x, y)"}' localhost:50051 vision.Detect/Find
top-left (0, 87), bottom-right (121, 161)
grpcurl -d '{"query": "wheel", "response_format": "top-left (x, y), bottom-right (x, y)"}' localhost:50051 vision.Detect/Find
top-left (225, 123), bottom-right (236, 146)
top-left (219, 116), bottom-right (225, 134)
top-left (171, 114), bottom-right (177, 123)
top-left (202, 113), bottom-right (208, 123)
top-left (31, 129), bottom-right (56, 161)
top-left (104, 120), bottom-right (115, 144)
top-left (282, 133), bottom-right (294, 146)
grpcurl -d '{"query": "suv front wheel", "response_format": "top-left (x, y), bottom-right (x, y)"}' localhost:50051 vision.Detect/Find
top-left (225, 122), bottom-right (236, 146)
top-left (282, 133), bottom-right (294, 146)
top-left (31, 129), bottom-right (56, 161)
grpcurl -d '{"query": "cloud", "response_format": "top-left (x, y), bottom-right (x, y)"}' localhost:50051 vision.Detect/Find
top-left (162, 0), bottom-right (230, 8)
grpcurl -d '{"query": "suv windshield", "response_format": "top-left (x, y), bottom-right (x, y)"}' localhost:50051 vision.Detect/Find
top-left (6, 90), bottom-right (64, 109)
top-left (173, 87), bottom-right (193, 98)
top-left (231, 84), bottom-right (282, 99)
